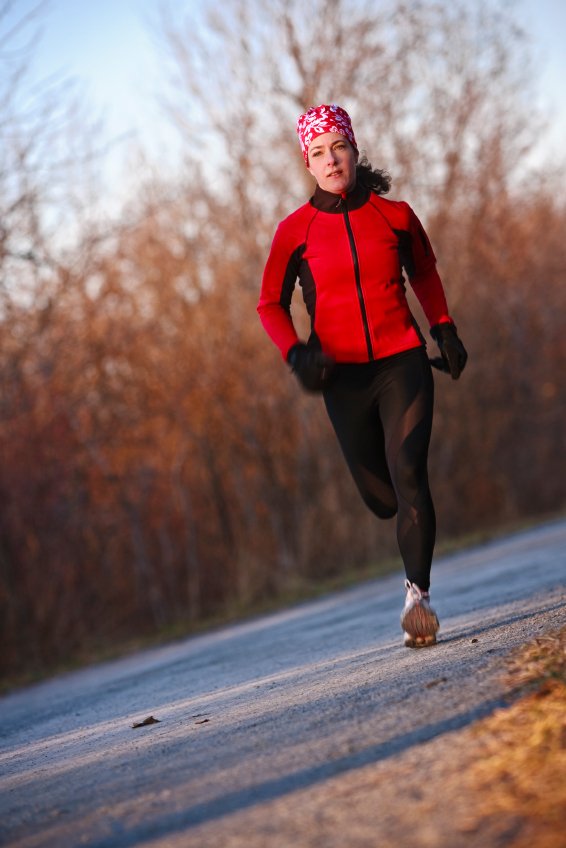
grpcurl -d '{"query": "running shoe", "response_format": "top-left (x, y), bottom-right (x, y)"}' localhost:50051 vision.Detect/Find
top-left (401, 579), bottom-right (439, 648)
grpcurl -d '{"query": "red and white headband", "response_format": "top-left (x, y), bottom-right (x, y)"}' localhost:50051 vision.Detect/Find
top-left (296, 104), bottom-right (358, 165)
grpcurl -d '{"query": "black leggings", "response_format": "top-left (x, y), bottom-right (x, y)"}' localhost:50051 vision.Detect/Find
top-left (323, 347), bottom-right (435, 590)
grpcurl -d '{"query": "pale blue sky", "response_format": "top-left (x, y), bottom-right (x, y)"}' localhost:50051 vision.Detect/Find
top-left (5, 0), bottom-right (566, 182)
top-left (9, 0), bottom-right (165, 147)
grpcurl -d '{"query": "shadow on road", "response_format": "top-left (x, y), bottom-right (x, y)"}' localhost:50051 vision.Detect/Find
top-left (87, 694), bottom-right (508, 848)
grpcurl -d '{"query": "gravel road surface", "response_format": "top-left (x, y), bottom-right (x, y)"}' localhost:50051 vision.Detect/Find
top-left (1, 519), bottom-right (565, 848)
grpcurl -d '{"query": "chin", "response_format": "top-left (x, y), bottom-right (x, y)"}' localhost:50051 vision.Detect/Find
top-left (325, 181), bottom-right (347, 194)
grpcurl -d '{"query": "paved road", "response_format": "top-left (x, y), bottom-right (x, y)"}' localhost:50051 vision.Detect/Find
top-left (1, 520), bottom-right (565, 848)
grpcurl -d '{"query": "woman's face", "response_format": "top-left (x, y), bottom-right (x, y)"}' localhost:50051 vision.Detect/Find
top-left (307, 133), bottom-right (358, 194)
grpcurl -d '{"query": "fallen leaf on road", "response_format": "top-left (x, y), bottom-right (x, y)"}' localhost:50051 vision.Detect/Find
top-left (425, 677), bottom-right (447, 688)
top-left (131, 716), bottom-right (161, 728)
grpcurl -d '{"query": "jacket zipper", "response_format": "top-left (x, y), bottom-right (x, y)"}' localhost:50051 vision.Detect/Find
top-left (341, 198), bottom-right (374, 359)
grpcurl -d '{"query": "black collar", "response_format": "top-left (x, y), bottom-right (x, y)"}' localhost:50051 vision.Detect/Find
top-left (310, 181), bottom-right (370, 213)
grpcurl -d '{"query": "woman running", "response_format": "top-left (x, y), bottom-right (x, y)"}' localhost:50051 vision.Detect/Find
top-left (257, 104), bottom-right (467, 647)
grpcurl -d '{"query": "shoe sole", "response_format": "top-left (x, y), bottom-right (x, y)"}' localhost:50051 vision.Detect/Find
top-left (401, 602), bottom-right (439, 639)
top-left (404, 632), bottom-right (437, 648)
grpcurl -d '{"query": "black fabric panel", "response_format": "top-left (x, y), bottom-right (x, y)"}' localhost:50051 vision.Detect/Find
top-left (297, 258), bottom-right (317, 328)
top-left (279, 243), bottom-right (306, 315)
top-left (393, 228), bottom-right (415, 279)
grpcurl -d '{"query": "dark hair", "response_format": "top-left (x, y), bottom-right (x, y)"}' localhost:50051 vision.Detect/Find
top-left (356, 155), bottom-right (391, 195)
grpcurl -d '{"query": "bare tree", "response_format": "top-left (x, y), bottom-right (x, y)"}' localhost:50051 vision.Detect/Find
top-left (157, 0), bottom-right (546, 214)
top-left (0, 0), bottom-right (106, 309)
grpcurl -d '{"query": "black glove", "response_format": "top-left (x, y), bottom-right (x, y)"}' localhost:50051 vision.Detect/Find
top-left (430, 323), bottom-right (468, 380)
top-left (287, 343), bottom-right (335, 392)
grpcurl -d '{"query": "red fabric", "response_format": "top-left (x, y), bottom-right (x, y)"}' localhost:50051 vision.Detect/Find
top-left (258, 190), bottom-right (453, 363)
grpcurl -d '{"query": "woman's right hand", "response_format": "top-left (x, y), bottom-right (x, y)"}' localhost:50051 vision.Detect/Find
top-left (287, 343), bottom-right (335, 392)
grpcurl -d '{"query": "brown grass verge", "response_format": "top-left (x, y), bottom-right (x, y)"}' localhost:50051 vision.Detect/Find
top-left (463, 626), bottom-right (566, 846)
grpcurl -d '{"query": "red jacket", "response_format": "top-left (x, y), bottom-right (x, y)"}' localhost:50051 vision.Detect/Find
top-left (258, 182), bottom-right (452, 363)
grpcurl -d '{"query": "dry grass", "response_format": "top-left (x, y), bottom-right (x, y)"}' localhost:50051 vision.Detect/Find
top-left (464, 627), bottom-right (566, 846)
